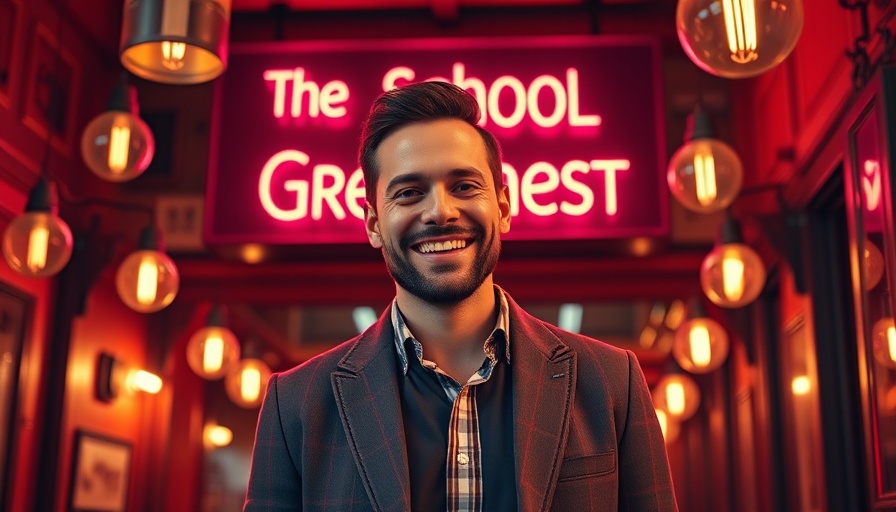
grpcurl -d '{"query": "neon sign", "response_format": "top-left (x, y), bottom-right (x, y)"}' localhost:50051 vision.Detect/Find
top-left (207, 36), bottom-right (668, 245)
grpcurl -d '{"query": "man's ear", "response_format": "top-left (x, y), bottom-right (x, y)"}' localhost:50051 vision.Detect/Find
top-left (365, 202), bottom-right (383, 248)
top-left (498, 186), bottom-right (511, 234)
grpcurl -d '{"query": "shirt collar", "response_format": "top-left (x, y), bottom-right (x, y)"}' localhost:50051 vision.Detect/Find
top-left (392, 285), bottom-right (511, 375)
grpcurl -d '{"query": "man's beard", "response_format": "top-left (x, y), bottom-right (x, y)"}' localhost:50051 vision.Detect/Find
top-left (381, 225), bottom-right (500, 305)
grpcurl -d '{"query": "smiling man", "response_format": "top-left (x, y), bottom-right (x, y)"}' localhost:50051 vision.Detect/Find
top-left (244, 81), bottom-right (678, 512)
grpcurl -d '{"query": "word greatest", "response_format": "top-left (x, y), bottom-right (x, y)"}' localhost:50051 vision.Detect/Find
top-left (258, 150), bottom-right (630, 222)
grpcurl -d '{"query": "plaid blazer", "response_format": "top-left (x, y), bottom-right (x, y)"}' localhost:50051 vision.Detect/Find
top-left (244, 293), bottom-right (678, 512)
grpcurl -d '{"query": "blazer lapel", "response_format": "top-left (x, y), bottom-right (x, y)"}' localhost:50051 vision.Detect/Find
top-left (331, 314), bottom-right (411, 512)
top-left (508, 297), bottom-right (577, 512)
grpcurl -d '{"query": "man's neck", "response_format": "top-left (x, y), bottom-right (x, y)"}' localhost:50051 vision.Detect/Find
top-left (396, 279), bottom-right (499, 380)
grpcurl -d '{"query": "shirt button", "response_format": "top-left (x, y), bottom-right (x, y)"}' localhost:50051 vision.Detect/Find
top-left (457, 453), bottom-right (469, 465)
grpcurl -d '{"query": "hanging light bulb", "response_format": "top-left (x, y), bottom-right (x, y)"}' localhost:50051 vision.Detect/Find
top-left (2, 177), bottom-right (73, 278)
top-left (82, 80), bottom-right (155, 182)
top-left (116, 225), bottom-right (179, 313)
top-left (701, 216), bottom-right (767, 308)
top-left (668, 106), bottom-right (743, 214)
top-left (672, 299), bottom-right (730, 373)
top-left (676, 0), bottom-right (804, 78)
top-left (186, 304), bottom-right (240, 380)
top-left (864, 237), bottom-right (885, 291)
top-left (653, 373), bottom-right (701, 421)
top-left (225, 358), bottom-right (273, 408)
top-left (120, 0), bottom-right (232, 85)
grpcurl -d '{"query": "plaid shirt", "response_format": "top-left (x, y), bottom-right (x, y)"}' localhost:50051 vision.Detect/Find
top-left (391, 287), bottom-right (511, 512)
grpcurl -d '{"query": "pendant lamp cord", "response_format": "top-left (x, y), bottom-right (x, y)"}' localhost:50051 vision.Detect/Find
top-left (40, 11), bottom-right (67, 180)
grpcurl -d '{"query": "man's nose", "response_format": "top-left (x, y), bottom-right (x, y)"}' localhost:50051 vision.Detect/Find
top-left (421, 187), bottom-right (459, 225)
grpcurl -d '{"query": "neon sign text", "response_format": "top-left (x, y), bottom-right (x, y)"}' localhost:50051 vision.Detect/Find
top-left (258, 149), bottom-right (629, 221)
top-left (264, 68), bottom-right (350, 119)
top-left (382, 64), bottom-right (600, 129)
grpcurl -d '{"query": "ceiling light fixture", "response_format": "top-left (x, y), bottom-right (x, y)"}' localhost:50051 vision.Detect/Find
top-left (120, 0), bottom-right (232, 84)
top-left (81, 78), bottom-right (155, 182)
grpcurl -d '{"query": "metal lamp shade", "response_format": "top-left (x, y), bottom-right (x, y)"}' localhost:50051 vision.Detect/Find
top-left (120, 0), bottom-right (230, 85)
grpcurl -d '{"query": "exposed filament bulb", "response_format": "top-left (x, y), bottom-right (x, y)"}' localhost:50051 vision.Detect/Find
top-left (722, 0), bottom-right (759, 64)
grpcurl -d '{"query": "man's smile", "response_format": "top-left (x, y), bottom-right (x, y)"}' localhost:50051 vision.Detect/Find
top-left (413, 238), bottom-right (471, 254)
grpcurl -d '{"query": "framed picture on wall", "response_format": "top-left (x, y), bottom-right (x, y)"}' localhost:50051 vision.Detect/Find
top-left (0, 283), bottom-right (32, 511)
top-left (68, 431), bottom-right (132, 512)
top-left (0, 0), bottom-right (22, 108)
top-left (21, 21), bottom-right (80, 156)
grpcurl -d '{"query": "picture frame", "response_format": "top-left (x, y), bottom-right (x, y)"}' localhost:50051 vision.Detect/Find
top-left (68, 431), bottom-right (132, 512)
top-left (0, 283), bottom-right (32, 511)
top-left (21, 21), bottom-right (80, 156)
top-left (0, 0), bottom-right (22, 109)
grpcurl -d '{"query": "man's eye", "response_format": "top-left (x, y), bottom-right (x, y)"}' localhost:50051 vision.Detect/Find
top-left (393, 189), bottom-right (421, 199)
top-left (455, 182), bottom-right (479, 193)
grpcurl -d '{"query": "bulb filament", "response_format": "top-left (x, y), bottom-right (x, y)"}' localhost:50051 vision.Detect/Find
top-left (136, 255), bottom-right (158, 305)
top-left (241, 367), bottom-right (262, 402)
top-left (26, 222), bottom-right (49, 272)
top-left (108, 122), bottom-right (131, 174)
top-left (161, 41), bottom-right (187, 70)
top-left (694, 142), bottom-right (718, 206)
top-left (689, 324), bottom-right (712, 367)
top-left (666, 381), bottom-right (686, 415)
top-left (723, 0), bottom-right (759, 64)
top-left (722, 255), bottom-right (746, 301)
top-left (203, 335), bottom-right (224, 374)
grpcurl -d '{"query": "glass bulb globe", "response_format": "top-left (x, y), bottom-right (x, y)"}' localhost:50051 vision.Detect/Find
top-left (667, 137), bottom-right (743, 214)
top-left (871, 317), bottom-right (896, 369)
top-left (677, 0), bottom-right (804, 78)
top-left (701, 242), bottom-right (767, 308)
top-left (224, 358), bottom-right (273, 408)
top-left (186, 326), bottom-right (240, 380)
top-left (81, 110), bottom-right (155, 182)
top-left (672, 317), bottom-right (730, 373)
top-left (2, 211), bottom-right (73, 277)
top-left (653, 373), bottom-right (701, 421)
top-left (864, 238), bottom-right (885, 291)
top-left (115, 249), bottom-right (179, 312)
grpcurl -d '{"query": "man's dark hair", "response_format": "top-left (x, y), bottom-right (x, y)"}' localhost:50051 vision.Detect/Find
top-left (358, 81), bottom-right (504, 208)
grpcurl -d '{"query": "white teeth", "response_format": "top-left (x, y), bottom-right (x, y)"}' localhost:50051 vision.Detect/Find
top-left (418, 240), bottom-right (467, 253)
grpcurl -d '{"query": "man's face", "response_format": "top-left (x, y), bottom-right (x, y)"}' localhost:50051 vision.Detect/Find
top-left (365, 118), bottom-right (511, 305)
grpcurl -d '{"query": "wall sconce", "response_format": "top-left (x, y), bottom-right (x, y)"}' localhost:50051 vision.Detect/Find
top-left (2, 177), bottom-right (73, 278)
top-left (653, 372), bottom-right (701, 422)
top-left (672, 299), bottom-right (730, 373)
top-left (676, 0), bottom-right (804, 78)
top-left (224, 357), bottom-right (272, 408)
top-left (186, 304), bottom-right (240, 380)
top-left (667, 105), bottom-right (743, 214)
top-left (115, 224), bottom-right (180, 313)
top-left (701, 215), bottom-right (767, 308)
top-left (120, 0), bottom-right (232, 84)
top-left (96, 352), bottom-right (163, 402)
top-left (81, 78), bottom-right (155, 183)
top-left (203, 423), bottom-right (233, 448)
